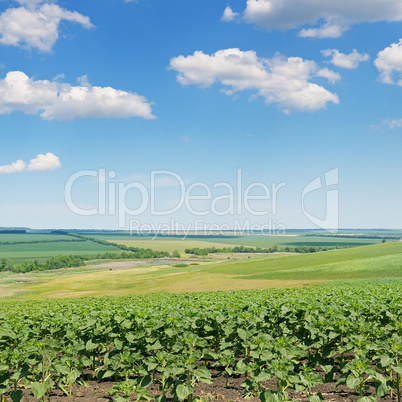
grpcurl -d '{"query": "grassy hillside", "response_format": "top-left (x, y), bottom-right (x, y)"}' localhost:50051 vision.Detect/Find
top-left (204, 241), bottom-right (402, 280)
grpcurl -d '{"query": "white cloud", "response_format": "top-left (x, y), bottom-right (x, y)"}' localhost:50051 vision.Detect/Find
top-left (375, 39), bottom-right (402, 85)
top-left (27, 152), bottom-right (61, 171)
top-left (240, 0), bottom-right (402, 38)
top-left (0, 71), bottom-right (155, 120)
top-left (0, 152), bottom-right (60, 174)
top-left (0, 1), bottom-right (93, 52)
top-left (169, 48), bottom-right (339, 113)
top-left (221, 6), bottom-right (239, 22)
top-left (322, 49), bottom-right (370, 69)
top-left (377, 118), bottom-right (402, 129)
top-left (299, 20), bottom-right (348, 39)
top-left (316, 68), bottom-right (341, 83)
top-left (0, 159), bottom-right (26, 174)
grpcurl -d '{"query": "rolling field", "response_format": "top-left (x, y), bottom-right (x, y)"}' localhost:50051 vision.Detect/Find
top-left (88, 233), bottom-right (382, 253)
top-left (204, 241), bottom-right (402, 280)
top-left (0, 232), bottom-right (387, 265)
top-left (1, 241), bottom-right (401, 301)
top-left (1, 234), bottom-right (401, 400)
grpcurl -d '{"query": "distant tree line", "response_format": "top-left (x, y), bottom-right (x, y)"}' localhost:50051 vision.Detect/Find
top-left (185, 244), bottom-right (345, 256)
top-left (0, 229), bottom-right (27, 234)
top-left (94, 249), bottom-right (170, 260)
top-left (1, 255), bottom-right (85, 273)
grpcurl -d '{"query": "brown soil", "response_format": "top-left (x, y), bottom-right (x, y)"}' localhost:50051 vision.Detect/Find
top-left (3, 372), bottom-right (397, 401)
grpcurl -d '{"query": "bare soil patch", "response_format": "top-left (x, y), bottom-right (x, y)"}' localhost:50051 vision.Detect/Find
top-left (4, 372), bottom-right (397, 401)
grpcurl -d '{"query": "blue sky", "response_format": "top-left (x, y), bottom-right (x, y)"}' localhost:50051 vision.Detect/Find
top-left (0, 0), bottom-right (401, 230)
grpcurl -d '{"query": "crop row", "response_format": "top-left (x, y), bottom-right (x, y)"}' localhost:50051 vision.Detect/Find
top-left (0, 283), bottom-right (401, 401)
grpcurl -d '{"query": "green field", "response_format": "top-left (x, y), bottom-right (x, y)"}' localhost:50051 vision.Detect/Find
top-left (0, 282), bottom-right (401, 401)
top-left (88, 233), bottom-right (382, 253)
top-left (1, 241), bottom-right (401, 301)
top-left (0, 232), bottom-right (388, 265)
top-left (1, 233), bottom-right (402, 401)
top-left (0, 233), bottom-right (75, 242)
top-left (0, 240), bottom-right (120, 263)
top-left (110, 238), bottom-right (246, 254)
top-left (204, 241), bottom-right (402, 280)
top-left (199, 234), bottom-right (382, 248)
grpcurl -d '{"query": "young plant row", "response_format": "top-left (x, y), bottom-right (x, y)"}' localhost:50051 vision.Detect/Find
top-left (0, 283), bottom-right (401, 401)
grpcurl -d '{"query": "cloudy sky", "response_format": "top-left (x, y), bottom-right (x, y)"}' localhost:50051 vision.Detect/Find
top-left (0, 0), bottom-right (401, 230)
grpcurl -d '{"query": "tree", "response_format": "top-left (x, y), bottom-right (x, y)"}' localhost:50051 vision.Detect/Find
top-left (172, 250), bottom-right (181, 258)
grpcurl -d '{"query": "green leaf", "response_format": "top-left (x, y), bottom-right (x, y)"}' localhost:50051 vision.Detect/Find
top-left (113, 395), bottom-right (130, 402)
top-left (140, 375), bottom-right (152, 388)
top-left (393, 366), bottom-right (402, 375)
top-left (260, 390), bottom-right (287, 402)
top-left (194, 366), bottom-right (211, 379)
top-left (175, 383), bottom-right (193, 400)
top-left (85, 339), bottom-right (97, 351)
top-left (10, 390), bottom-right (23, 402)
top-left (31, 381), bottom-right (50, 400)
top-left (0, 329), bottom-right (16, 339)
top-left (254, 371), bottom-right (271, 383)
top-left (309, 394), bottom-right (324, 402)
top-left (379, 355), bottom-right (392, 367)
top-left (0, 372), bottom-right (10, 385)
top-left (97, 369), bottom-right (115, 381)
top-left (356, 397), bottom-right (376, 402)
top-left (0, 365), bottom-right (9, 373)
top-left (80, 356), bottom-right (92, 367)
top-left (346, 374), bottom-right (362, 389)
top-left (53, 363), bottom-right (70, 375)
top-left (375, 381), bottom-right (390, 398)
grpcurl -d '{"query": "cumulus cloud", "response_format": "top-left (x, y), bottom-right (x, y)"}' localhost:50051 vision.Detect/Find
top-left (316, 68), bottom-right (341, 83)
top-left (0, 159), bottom-right (26, 174)
top-left (0, 153), bottom-right (60, 174)
top-left (0, 71), bottom-right (155, 120)
top-left (322, 49), bottom-right (370, 69)
top-left (27, 152), bottom-right (61, 171)
top-left (238, 0), bottom-right (402, 38)
top-left (221, 6), bottom-right (239, 22)
top-left (375, 39), bottom-right (402, 85)
top-left (0, 1), bottom-right (93, 52)
top-left (169, 48), bottom-right (339, 113)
